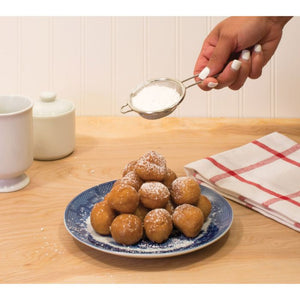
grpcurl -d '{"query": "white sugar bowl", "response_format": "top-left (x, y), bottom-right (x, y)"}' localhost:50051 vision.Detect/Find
top-left (33, 92), bottom-right (75, 160)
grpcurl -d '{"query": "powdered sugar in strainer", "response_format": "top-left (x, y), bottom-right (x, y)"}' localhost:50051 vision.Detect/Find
top-left (120, 74), bottom-right (205, 120)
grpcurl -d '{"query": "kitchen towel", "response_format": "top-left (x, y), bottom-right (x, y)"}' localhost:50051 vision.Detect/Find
top-left (184, 132), bottom-right (300, 232)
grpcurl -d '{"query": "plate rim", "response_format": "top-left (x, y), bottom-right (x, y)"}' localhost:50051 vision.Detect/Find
top-left (64, 181), bottom-right (233, 258)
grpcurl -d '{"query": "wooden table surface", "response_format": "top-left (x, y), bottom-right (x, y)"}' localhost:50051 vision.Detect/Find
top-left (1, 116), bottom-right (300, 284)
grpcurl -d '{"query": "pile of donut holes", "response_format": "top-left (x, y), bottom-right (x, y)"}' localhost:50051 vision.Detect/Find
top-left (90, 151), bottom-right (212, 245)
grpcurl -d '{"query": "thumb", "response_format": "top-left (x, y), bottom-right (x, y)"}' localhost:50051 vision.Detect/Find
top-left (198, 35), bottom-right (235, 80)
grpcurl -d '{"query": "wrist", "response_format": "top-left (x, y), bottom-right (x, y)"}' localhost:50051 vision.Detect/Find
top-left (267, 16), bottom-right (292, 28)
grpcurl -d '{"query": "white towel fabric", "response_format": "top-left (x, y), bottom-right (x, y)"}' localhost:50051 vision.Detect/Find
top-left (184, 132), bottom-right (300, 232)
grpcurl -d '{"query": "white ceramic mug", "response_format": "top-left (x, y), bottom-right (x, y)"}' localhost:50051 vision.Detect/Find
top-left (0, 96), bottom-right (33, 192)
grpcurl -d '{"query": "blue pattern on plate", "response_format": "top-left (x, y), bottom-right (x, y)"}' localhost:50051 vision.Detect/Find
top-left (64, 180), bottom-right (233, 258)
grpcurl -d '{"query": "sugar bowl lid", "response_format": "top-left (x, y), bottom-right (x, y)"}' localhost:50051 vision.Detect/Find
top-left (33, 92), bottom-right (75, 117)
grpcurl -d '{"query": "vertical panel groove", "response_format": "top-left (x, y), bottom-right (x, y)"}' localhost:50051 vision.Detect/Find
top-left (270, 57), bottom-right (275, 118)
top-left (273, 56), bottom-right (277, 118)
top-left (111, 17), bottom-right (116, 116)
top-left (48, 17), bottom-right (54, 91)
top-left (175, 16), bottom-right (180, 117)
top-left (143, 17), bottom-right (148, 81)
top-left (17, 17), bottom-right (22, 94)
top-left (79, 17), bottom-right (83, 114)
top-left (84, 17), bottom-right (87, 115)
top-left (175, 17), bottom-right (179, 80)
top-left (80, 16), bottom-right (86, 115)
top-left (50, 17), bottom-right (55, 92)
top-left (239, 88), bottom-right (244, 118)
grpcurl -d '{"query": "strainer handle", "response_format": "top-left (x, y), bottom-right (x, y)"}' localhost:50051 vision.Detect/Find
top-left (181, 74), bottom-right (201, 89)
top-left (182, 73), bottom-right (220, 89)
top-left (120, 103), bottom-right (133, 114)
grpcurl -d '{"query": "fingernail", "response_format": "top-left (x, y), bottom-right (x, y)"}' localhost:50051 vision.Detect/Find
top-left (231, 59), bottom-right (242, 71)
top-left (198, 66), bottom-right (210, 80)
top-left (207, 82), bottom-right (218, 88)
top-left (254, 44), bottom-right (262, 53)
top-left (241, 49), bottom-right (250, 60)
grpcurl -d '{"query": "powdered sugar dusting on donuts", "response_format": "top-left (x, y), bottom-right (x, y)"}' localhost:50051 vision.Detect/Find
top-left (135, 151), bottom-right (167, 181)
top-left (173, 203), bottom-right (192, 219)
top-left (144, 208), bottom-right (173, 243)
top-left (86, 215), bottom-right (209, 254)
top-left (119, 215), bottom-right (141, 233)
top-left (145, 208), bottom-right (171, 225)
top-left (138, 159), bottom-right (165, 173)
top-left (122, 160), bottom-right (137, 176)
top-left (114, 171), bottom-right (143, 191)
top-left (140, 182), bottom-right (170, 199)
top-left (171, 176), bottom-right (200, 205)
top-left (172, 176), bottom-right (196, 191)
top-left (139, 181), bottom-right (170, 209)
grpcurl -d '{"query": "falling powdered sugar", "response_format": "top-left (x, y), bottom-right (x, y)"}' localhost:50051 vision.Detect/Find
top-left (131, 85), bottom-right (181, 112)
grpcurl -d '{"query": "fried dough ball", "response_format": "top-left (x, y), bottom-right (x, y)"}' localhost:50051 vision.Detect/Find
top-left (139, 181), bottom-right (170, 209)
top-left (173, 204), bottom-right (204, 238)
top-left (122, 160), bottom-right (137, 176)
top-left (113, 171), bottom-right (143, 191)
top-left (110, 214), bottom-right (143, 245)
top-left (134, 203), bottom-right (149, 221)
top-left (90, 200), bottom-right (116, 235)
top-left (162, 168), bottom-right (177, 190)
top-left (144, 208), bottom-right (173, 243)
top-left (135, 151), bottom-right (167, 181)
top-left (106, 184), bottom-right (139, 213)
top-left (171, 176), bottom-right (200, 206)
top-left (197, 194), bottom-right (212, 220)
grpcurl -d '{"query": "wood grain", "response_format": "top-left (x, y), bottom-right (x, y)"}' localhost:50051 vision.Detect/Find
top-left (1, 116), bottom-right (300, 283)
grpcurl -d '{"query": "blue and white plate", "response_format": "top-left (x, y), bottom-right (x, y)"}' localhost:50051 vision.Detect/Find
top-left (64, 181), bottom-right (233, 258)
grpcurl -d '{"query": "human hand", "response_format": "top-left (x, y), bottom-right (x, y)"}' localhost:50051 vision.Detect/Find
top-left (194, 16), bottom-right (292, 90)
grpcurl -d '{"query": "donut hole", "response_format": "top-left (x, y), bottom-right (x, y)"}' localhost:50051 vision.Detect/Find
top-left (171, 176), bottom-right (201, 205)
top-left (90, 201), bottom-right (116, 235)
top-left (144, 208), bottom-right (173, 243)
top-left (110, 214), bottom-right (143, 245)
top-left (135, 151), bottom-right (167, 181)
top-left (107, 184), bottom-right (139, 213)
top-left (139, 181), bottom-right (170, 209)
top-left (172, 204), bottom-right (204, 238)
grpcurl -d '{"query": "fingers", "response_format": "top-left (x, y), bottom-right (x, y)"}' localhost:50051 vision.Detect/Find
top-left (199, 35), bottom-right (235, 79)
top-left (228, 49), bottom-right (251, 90)
top-left (194, 42), bottom-right (216, 75)
top-left (213, 59), bottom-right (242, 90)
top-left (249, 44), bottom-right (264, 79)
top-left (195, 77), bottom-right (219, 91)
top-left (196, 44), bottom-right (263, 91)
top-left (195, 60), bottom-right (241, 91)
top-left (194, 28), bottom-right (235, 80)
top-left (195, 58), bottom-right (243, 91)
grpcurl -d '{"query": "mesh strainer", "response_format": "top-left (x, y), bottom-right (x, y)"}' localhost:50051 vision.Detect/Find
top-left (120, 74), bottom-right (204, 120)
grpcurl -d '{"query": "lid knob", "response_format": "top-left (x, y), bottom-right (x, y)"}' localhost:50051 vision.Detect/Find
top-left (40, 92), bottom-right (57, 102)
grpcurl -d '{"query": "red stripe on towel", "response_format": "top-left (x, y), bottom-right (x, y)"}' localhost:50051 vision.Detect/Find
top-left (210, 143), bottom-right (300, 183)
top-left (252, 140), bottom-right (300, 167)
top-left (262, 190), bottom-right (300, 207)
top-left (206, 157), bottom-right (300, 207)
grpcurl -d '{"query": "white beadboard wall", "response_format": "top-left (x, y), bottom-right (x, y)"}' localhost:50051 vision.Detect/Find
top-left (0, 16), bottom-right (299, 118)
